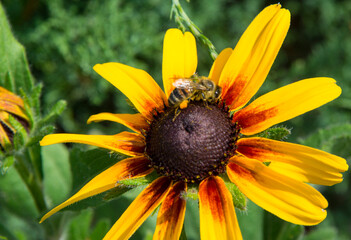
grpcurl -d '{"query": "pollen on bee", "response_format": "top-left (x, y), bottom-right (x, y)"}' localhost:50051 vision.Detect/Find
top-left (179, 100), bottom-right (189, 109)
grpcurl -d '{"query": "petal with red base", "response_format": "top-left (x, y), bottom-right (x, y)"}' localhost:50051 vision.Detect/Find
top-left (153, 181), bottom-right (187, 240)
top-left (103, 177), bottom-right (172, 240)
top-left (40, 131), bottom-right (145, 156)
top-left (219, 4), bottom-right (290, 111)
top-left (40, 156), bottom-right (152, 223)
top-left (227, 155), bottom-right (328, 225)
top-left (236, 137), bottom-right (348, 186)
top-left (233, 78), bottom-right (341, 135)
top-left (199, 176), bottom-right (242, 240)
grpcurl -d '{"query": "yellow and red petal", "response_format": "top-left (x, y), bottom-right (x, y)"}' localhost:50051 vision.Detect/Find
top-left (40, 156), bottom-right (152, 223)
top-left (233, 77), bottom-right (341, 135)
top-left (208, 48), bottom-right (233, 84)
top-left (199, 176), bottom-right (242, 240)
top-left (162, 29), bottom-right (197, 98)
top-left (219, 4), bottom-right (290, 111)
top-left (236, 137), bottom-right (348, 186)
top-left (87, 113), bottom-right (149, 133)
top-left (104, 177), bottom-right (172, 240)
top-left (93, 63), bottom-right (167, 120)
top-left (153, 181), bottom-right (187, 240)
top-left (227, 155), bottom-right (328, 225)
top-left (40, 131), bottom-right (145, 156)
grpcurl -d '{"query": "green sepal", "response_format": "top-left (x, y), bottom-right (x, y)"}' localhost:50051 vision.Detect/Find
top-left (40, 100), bottom-right (67, 126)
top-left (7, 114), bottom-right (27, 150)
top-left (222, 174), bottom-right (247, 211)
top-left (0, 155), bottom-right (14, 174)
top-left (117, 171), bottom-right (158, 187)
top-left (183, 186), bottom-right (199, 200)
top-left (27, 100), bottom-right (66, 146)
top-left (102, 185), bottom-right (134, 201)
top-left (21, 84), bottom-right (42, 120)
top-left (255, 126), bottom-right (291, 141)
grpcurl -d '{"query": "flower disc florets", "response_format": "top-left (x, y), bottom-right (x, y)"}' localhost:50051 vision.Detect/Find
top-left (145, 101), bottom-right (240, 183)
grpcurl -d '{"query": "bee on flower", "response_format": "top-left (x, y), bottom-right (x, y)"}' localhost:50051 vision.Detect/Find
top-left (39, 4), bottom-right (348, 240)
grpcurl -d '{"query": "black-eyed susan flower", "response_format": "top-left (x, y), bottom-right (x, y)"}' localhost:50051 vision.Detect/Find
top-left (39, 4), bottom-right (348, 240)
top-left (0, 86), bottom-right (30, 151)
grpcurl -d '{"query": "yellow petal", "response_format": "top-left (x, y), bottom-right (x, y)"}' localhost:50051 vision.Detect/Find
top-left (93, 63), bottom-right (167, 120)
top-left (104, 177), bottom-right (172, 240)
top-left (219, 4), bottom-right (290, 111)
top-left (40, 131), bottom-right (145, 156)
top-left (162, 29), bottom-right (197, 98)
top-left (227, 155), bottom-right (328, 225)
top-left (199, 176), bottom-right (242, 240)
top-left (208, 48), bottom-right (233, 84)
top-left (233, 78), bottom-right (342, 135)
top-left (87, 113), bottom-right (149, 133)
top-left (153, 181), bottom-right (187, 240)
top-left (237, 137), bottom-right (348, 186)
top-left (40, 156), bottom-right (152, 223)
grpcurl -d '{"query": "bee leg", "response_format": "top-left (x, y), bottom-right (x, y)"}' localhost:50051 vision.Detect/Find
top-left (172, 107), bottom-right (181, 121)
top-left (205, 101), bottom-right (213, 110)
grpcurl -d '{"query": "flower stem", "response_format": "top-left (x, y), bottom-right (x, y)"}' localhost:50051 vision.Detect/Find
top-left (171, 0), bottom-right (218, 61)
top-left (14, 147), bottom-right (47, 213)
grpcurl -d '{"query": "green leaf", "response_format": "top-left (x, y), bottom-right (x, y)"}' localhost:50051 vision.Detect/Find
top-left (53, 147), bottom-right (129, 212)
top-left (304, 226), bottom-right (337, 240)
top-left (300, 123), bottom-right (351, 157)
top-left (236, 200), bottom-right (264, 240)
top-left (90, 218), bottom-right (111, 240)
top-left (263, 210), bottom-right (304, 240)
top-left (0, 3), bottom-right (34, 94)
top-left (0, 166), bottom-right (38, 218)
top-left (67, 209), bottom-right (93, 240)
top-left (42, 144), bottom-right (71, 206)
top-left (69, 147), bottom-right (124, 191)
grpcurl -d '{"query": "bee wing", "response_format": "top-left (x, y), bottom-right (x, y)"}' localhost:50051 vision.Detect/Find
top-left (172, 79), bottom-right (207, 91)
top-left (172, 79), bottom-right (194, 89)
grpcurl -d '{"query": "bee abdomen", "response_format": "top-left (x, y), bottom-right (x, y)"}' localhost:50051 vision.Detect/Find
top-left (168, 88), bottom-right (190, 106)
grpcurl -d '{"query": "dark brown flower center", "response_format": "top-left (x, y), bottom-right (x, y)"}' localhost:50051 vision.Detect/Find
top-left (145, 101), bottom-right (240, 183)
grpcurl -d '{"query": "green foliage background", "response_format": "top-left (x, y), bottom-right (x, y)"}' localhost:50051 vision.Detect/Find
top-left (0, 0), bottom-right (350, 239)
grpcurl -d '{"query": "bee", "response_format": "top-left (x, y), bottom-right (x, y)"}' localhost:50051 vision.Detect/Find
top-left (168, 75), bottom-right (222, 109)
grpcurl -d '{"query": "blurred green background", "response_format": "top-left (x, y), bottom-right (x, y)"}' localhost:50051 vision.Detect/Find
top-left (0, 0), bottom-right (350, 239)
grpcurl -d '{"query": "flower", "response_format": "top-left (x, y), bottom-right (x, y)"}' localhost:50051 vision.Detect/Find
top-left (0, 86), bottom-right (30, 151)
top-left (39, 4), bottom-right (348, 240)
